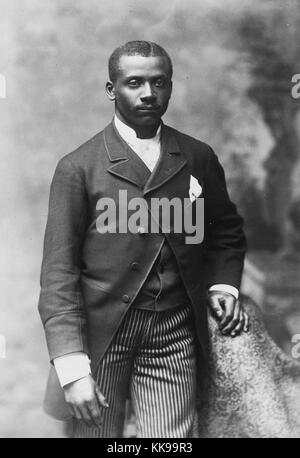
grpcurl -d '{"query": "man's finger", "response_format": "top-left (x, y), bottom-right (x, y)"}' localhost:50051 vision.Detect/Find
top-left (230, 310), bottom-right (245, 337)
top-left (68, 404), bottom-right (77, 419)
top-left (65, 401), bottom-right (75, 418)
top-left (86, 400), bottom-right (102, 428)
top-left (243, 311), bottom-right (250, 332)
top-left (72, 405), bottom-right (83, 422)
top-left (219, 297), bottom-right (236, 329)
top-left (78, 404), bottom-right (94, 428)
top-left (208, 294), bottom-right (224, 320)
top-left (95, 386), bottom-right (109, 409)
top-left (221, 299), bottom-right (240, 334)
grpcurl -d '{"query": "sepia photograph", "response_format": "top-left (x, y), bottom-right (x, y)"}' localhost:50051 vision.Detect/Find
top-left (0, 0), bottom-right (300, 440)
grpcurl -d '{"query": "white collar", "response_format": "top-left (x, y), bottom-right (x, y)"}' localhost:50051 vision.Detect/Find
top-left (114, 115), bottom-right (161, 147)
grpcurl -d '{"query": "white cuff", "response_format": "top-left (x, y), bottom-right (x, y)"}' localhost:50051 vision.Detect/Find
top-left (53, 352), bottom-right (91, 387)
top-left (209, 284), bottom-right (239, 299)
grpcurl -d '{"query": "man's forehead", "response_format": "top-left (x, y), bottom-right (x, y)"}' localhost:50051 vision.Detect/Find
top-left (118, 55), bottom-right (171, 77)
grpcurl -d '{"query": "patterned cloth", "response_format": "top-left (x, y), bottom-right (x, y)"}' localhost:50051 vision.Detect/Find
top-left (196, 295), bottom-right (300, 438)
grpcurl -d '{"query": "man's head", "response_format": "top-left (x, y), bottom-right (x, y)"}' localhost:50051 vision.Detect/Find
top-left (106, 41), bottom-right (173, 135)
top-left (108, 41), bottom-right (173, 83)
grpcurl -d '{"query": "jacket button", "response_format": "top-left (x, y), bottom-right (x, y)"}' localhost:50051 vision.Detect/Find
top-left (122, 294), bottom-right (130, 303)
top-left (131, 262), bottom-right (139, 271)
top-left (137, 227), bottom-right (146, 235)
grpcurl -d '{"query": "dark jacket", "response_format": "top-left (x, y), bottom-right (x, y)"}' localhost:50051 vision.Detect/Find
top-left (38, 121), bottom-right (246, 419)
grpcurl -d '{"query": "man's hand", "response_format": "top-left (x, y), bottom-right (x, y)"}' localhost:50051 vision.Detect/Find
top-left (63, 374), bottom-right (109, 428)
top-left (207, 291), bottom-right (249, 337)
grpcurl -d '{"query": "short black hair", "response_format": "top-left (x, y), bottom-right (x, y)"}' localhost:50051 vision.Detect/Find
top-left (108, 40), bottom-right (173, 82)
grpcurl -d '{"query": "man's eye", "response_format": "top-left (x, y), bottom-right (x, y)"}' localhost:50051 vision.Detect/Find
top-left (128, 80), bottom-right (140, 88)
top-left (154, 79), bottom-right (165, 87)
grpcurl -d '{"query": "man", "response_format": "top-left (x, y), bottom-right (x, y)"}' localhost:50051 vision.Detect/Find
top-left (38, 41), bottom-right (248, 438)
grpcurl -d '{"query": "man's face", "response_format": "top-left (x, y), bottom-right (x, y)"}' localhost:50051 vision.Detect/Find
top-left (106, 55), bottom-right (173, 128)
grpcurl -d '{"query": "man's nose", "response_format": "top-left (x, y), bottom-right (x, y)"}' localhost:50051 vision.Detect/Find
top-left (140, 82), bottom-right (156, 100)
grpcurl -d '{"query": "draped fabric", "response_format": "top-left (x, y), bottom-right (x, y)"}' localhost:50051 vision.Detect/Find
top-left (122, 295), bottom-right (300, 438)
top-left (195, 295), bottom-right (300, 438)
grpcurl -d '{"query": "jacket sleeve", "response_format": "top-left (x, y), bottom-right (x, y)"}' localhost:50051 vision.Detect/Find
top-left (203, 147), bottom-right (247, 290)
top-left (38, 156), bottom-right (89, 362)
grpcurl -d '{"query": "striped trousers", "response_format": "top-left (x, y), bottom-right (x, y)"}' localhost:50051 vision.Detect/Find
top-left (73, 304), bottom-right (197, 438)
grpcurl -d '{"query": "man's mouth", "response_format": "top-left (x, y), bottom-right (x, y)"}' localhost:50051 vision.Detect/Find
top-left (137, 105), bottom-right (160, 112)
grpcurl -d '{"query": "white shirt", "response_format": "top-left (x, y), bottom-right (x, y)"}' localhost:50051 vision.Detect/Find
top-left (54, 115), bottom-right (239, 387)
top-left (114, 115), bottom-right (161, 172)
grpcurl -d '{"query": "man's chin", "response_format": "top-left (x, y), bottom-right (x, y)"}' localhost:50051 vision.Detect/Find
top-left (134, 114), bottom-right (161, 126)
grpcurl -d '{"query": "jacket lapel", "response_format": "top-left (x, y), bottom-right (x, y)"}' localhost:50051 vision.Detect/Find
top-left (104, 122), bottom-right (150, 189)
top-left (143, 125), bottom-right (187, 196)
top-left (103, 121), bottom-right (187, 194)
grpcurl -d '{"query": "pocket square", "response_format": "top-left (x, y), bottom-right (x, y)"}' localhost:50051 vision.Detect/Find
top-left (189, 175), bottom-right (202, 202)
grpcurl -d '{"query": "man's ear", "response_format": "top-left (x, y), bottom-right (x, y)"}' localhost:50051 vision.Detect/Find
top-left (168, 80), bottom-right (173, 99)
top-left (106, 81), bottom-right (116, 101)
